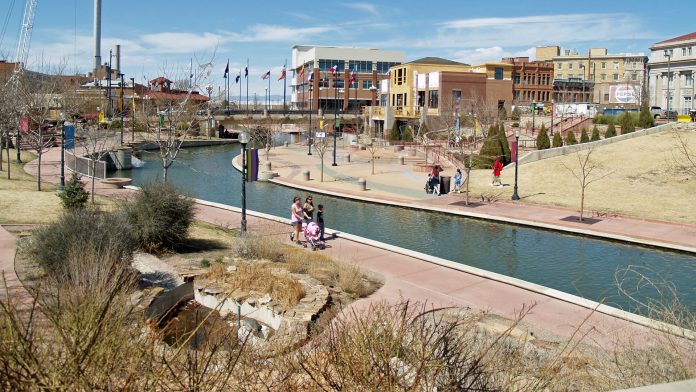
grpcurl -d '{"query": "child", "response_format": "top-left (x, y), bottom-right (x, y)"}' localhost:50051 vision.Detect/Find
top-left (317, 204), bottom-right (325, 241)
top-left (453, 168), bottom-right (462, 193)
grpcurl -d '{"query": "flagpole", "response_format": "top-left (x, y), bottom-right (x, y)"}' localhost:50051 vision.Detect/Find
top-left (239, 70), bottom-right (242, 111)
top-left (246, 59), bottom-right (249, 114)
top-left (268, 73), bottom-right (271, 112)
top-left (283, 59), bottom-right (287, 113)
top-left (226, 58), bottom-right (230, 111)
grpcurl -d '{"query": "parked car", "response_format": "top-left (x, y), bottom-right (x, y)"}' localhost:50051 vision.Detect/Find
top-left (650, 106), bottom-right (662, 118)
top-left (662, 110), bottom-right (678, 120)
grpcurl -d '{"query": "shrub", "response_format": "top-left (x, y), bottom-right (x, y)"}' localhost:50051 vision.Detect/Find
top-left (26, 209), bottom-right (137, 275)
top-left (638, 105), bottom-right (655, 128)
top-left (580, 127), bottom-right (590, 143)
top-left (402, 125), bottom-right (414, 142)
top-left (565, 131), bottom-right (578, 145)
top-left (591, 125), bottom-right (601, 141)
top-left (497, 123), bottom-right (511, 164)
top-left (605, 122), bottom-right (617, 138)
top-left (124, 182), bottom-right (195, 252)
top-left (58, 173), bottom-right (89, 210)
top-left (389, 121), bottom-right (401, 141)
top-left (511, 107), bottom-right (521, 120)
top-left (108, 120), bottom-right (123, 129)
top-left (536, 124), bottom-right (550, 150)
top-left (619, 112), bottom-right (635, 134)
top-left (498, 106), bottom-right (507, 120)
top-left (552, 132), bottom-right (563, 147)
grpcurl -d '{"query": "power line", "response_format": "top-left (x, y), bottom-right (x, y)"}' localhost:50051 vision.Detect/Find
top-left (0, 0), bottom-right (18, 56)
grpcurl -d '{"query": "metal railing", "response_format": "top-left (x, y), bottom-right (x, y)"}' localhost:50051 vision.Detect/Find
top-left (65, 151), bottom-right (107, 179)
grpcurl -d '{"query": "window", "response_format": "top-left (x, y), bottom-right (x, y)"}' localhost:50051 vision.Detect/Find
top-left (348, 60), bottom-right (372, 73)
top-left (613, 62), bottom-right (619, 70)
top-left (494, 67), bottom-right (504, 80)
top-left (557, 63), bottom-right (562, 69)
top-left (686, 72), bottom-right (693, 87)
top-left (631, 72), bottom-right (637, 81)
top-left (601, 74), bottom-right (606, 81)
top-left (514, 74), bottom-right (521, 84)
top-left (514, 91), bottom-right (520, 100)
top-left (362, 80), bottom-right (380, 89)
top-left (604, 93), bottom-right (610, 102)
top-left (601, 62), bottom-right (606, 69)
top-left (569, 63), bottom-right (573, 69)
top-left (578, 62), bottom-right (583, 69)
top-left (376, 61), bottom-right (399, 74)
top-left (613, 73), bottom-right (619, 81)
top-left (318, 59), bottom-right (345, 72)
top-left (557, 73), bottom-right (563, 79)
top-left (428, 90), bottom-right (439, 108)
top-left (452, 90), bottom-right (462, 106)
top-left (684, 96), bottom-right (692, 110)
top-left (332, 79), bottom-right (344, 88)
top-left (689, 47), bottom-right (693, 56)
top-left (683, 47), bottom-right (688, 56)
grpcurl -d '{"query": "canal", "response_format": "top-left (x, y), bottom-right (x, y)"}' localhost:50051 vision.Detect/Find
top-left (115, 144), bottom-right (696, 315)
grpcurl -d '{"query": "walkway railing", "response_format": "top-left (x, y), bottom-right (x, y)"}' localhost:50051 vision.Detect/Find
top-left (65, 151), bottom-right (106, 179)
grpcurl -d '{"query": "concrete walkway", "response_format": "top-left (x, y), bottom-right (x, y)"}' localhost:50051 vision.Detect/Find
top-left (0, 225), bottom-right (32, 310)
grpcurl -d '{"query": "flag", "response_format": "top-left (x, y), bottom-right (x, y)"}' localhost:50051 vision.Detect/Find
top-left (244, 66), bottom-right (248, 78)
top-left (262, 70), bottom-right (270, 80)
top-left (330, 65), bottom-right (338, 74)
top-left (246, 148), bottom-right (259, 182)
top-left (189, 58), bottom-right (194, 79)
top-left (308, 71), bottom-right (314, 82)
top-left (278, 68), bottom-right (286, 81)
top-left (350, 71), bottom-right (355, 86)
top-left (299, 64), bottom-right (305, 78)
top-left (224, 60), bottom-right (229, 78)
top-left (235, 74), bottom-right (240, 83)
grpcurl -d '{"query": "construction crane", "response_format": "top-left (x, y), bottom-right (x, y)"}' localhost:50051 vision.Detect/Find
top-left (14, 0), bottom-right (38, 72)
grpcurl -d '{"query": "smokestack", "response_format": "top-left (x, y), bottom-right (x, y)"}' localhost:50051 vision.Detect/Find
top-left (115, 44), bottom-right (121, 76)
top-left (93, 0), bottom-right (102, 73)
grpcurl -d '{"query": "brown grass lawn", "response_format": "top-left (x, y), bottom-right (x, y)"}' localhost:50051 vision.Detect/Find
top-left (465, 128), bottom-right (696, 224)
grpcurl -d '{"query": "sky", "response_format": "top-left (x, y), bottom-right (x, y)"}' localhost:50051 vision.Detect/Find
top-left (0, 0), bottom-right (692, 100)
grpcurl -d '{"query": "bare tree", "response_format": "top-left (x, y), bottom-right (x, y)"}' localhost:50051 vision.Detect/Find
top-left (79, 122), bottom-right (118, 204)
top-left (671, 130), bottom-right (696, 177)
top-left (143, 57), bottom-right (214, 182)
top-left (242, 117), bottom-right (279, 162)
top-left (313, 136), bottom-right (330, 182)
top-left (0, 81), bottom-right (15, 178)
top-left (561, 148), bottom-right (614, 221)
top-left (360, 133), bottom-right (380, 175)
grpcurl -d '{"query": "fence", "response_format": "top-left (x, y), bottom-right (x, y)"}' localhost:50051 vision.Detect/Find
top-left (65, 150), bottom-right (107, 179)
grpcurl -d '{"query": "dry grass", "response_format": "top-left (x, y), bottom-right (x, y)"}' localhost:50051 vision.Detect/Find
top-left (465, 127), bottom-right (696, 224)
top-left (203, 262), bottom-right (305, 310)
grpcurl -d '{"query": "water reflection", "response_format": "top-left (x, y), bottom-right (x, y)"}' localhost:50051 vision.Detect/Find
top-left (115, 144), bottom-right (696, 314)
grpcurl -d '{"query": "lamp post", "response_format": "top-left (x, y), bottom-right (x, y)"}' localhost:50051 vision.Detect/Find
top-left (512, 127), bottom-right (521, 201)
top-left (531, 100), bottom-right (536, 135)
top-left (130, 77), bottom-right (135, 142)
top-left (550, 98), bottom-right (555, 136)
top-left (238, 130), bottom-right (250, 235)
top-left (579, 64), bottom-right (586, 104)
top-left (308, 82), bottom-right (313, 155)
top-left (206, 84), bottom-right (213, 139)
top-left (665, 49), bottom-right (672, 121)
top-left (332, 72), bottom-right (338, 166)
top-left (59, 112), bottom-right (65, 189)
top-left (119, 73), bottom-right (125, 145)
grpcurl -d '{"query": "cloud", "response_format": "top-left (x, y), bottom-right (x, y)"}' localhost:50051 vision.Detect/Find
top-left (141, 32), bottom-right (222, 53)
top-left (341, 3), bottom-right (378, 16)
top-left (451, 46), bottom-right (536, 65)
top-left (241, 24), bottom-right (337, 42)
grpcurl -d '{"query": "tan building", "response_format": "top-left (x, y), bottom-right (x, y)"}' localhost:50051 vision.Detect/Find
top-left (551, 47), bottom-right (648, 107)
top-left (383, 57), bottom-right (512, 129)
top-left (648, 31), bottom-right (696, 114)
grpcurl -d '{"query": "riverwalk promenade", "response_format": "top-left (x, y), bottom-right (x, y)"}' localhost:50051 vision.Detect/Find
top-left (5, 145), bottom-right (693, 354)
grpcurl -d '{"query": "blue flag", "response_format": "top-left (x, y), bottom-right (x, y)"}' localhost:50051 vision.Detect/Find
top-left (235, 75), bottom-right (240, 83)
top-left (224, 60), bottom-right (229, 78)
top-left (244, 66), bottom-right (248, 78)
top-left (65, 125), bottom-right (75, 150)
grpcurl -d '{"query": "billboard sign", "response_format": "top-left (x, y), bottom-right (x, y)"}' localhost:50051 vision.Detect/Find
top-left (610, 85), bottom-right (639, 104)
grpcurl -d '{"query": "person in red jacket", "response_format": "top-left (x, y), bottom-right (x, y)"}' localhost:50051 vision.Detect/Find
top-left (492, 157), bottom-right (503, 186)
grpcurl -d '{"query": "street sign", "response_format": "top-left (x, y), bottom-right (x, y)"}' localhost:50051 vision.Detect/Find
top-left (316, 132), bottom-right (326, 138)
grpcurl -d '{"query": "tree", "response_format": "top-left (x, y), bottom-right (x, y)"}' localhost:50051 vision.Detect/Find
top-left (479, 124), bottom-right (503, 167)
top-left (497, 123), bottom-right (511, 164)
top-left (79, 121), bottom-right (118, 204)
top-left (638, 104), bottom-right (655, 128)
top-left (580, 127), bottom-right (590, 143)
top-left (0, 80), bottom-right (17, 179)
top-left (671, 130), bottom-right (696, 177)
top-left (58, 172), bottom-right (89, 210)
top-left (590, 125), bottom-right (601, 142)
top-left (565, 131), bottom-right (578, 145)
top-left (605, 122), bottom-right (617, 138)
top-left (243, 118), bottom-right (279, 162)
top-left (552, 131), bottom-right (563, 148)
top-left (313, 136), bottom-right (330, 182)
top-left (536, 124), bottom-right (550, 150)
top-left (144, 56), bottom-right (215, 182)
top-left (389, 121), bottom-right (401, 141)
top-left (561, 148), bottom-right (614, 221)
top-left (619, 112), bottom-right (635, 134)
top-left (511, 106), bottom-right (521, 120)
top-left (361, 134), bottom-right (381, 175)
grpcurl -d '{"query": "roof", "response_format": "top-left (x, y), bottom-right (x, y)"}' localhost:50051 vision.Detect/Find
top-left (150, 76), bottom-right (172, 85)
top-left (144, 91), bottom-right (209, 102)
top-left (406, 57), bottom-right (469, 66)
top-left (656, 31), bottom-right (696, 45)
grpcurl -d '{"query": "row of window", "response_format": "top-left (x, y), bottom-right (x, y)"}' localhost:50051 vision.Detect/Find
top-left (555, 72), bottom-right (639, 81)
top-left (557, 61), bottom-right (620, 70)
top-left (513, 90), bottom-right (551, 101)
top-left (313, 79), bottom-right (382, 89)
top-left (662, 72), bottom-right (694, 88)
top-left (513, 74), bottom-right (553, 85)
top-left (315, 59), bottom-right (399, 74)
top-left (665, 47), bottom-right (694, 58)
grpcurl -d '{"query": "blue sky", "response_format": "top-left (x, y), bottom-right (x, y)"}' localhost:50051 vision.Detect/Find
top-left (0, 0), bottom-right (692, 98)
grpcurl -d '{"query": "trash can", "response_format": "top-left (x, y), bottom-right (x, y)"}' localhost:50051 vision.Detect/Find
top-left (439, 176), bottom-right (451, 194)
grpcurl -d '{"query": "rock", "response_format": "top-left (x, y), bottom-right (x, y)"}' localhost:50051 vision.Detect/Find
top-left (203, 285), bottom-right (224, 295)
top-left (259, 293), bottom-right (272, 305)
top-left (226, 265), bottom-right (237, 272)
top-left (241, 318), bottom-right (261, 332)
top-left (246, 297), bottom-right (257, 306)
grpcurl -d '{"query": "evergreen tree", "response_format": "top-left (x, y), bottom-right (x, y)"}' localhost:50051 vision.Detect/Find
top-left (536, 124), bottom-right (550, 150)
top-left (497, 123), bottom-right (511, 164)
top-left (389, 121), bottom-right (401, 141)
top-left (552, 131), bottom-right (563, 148)
top-left (480, 124), bottom-right (503, 167)
top-left (565, 130), bottom-right (578, 145)
top-left (605, 122), bottom-right (617, 138)
top-left (580, 127), bottom-right (590, 143)
top-left (590, 125), bottom-right (601, 141)
top-left (619, 112), bottom-right (635, 134)
top-left (511, 106), bottom-right (521, 120)
top-left (58, 173), bottom-right (89, 210)
top-left (638, 105), bottom-right (655, 128)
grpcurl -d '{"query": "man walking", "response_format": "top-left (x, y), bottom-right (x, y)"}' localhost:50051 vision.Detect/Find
top-left (492, 157), bottom-right (503, 186)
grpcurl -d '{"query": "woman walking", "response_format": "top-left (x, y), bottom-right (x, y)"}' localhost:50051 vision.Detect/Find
top-left (290, 196), bottom-right (305, 244)
top-left (453, 168), bottom-right (462, 193)
top-left (303, 196), bottom-right (315, 223)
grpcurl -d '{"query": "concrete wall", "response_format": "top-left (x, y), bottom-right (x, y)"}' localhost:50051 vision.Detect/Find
top-left (513, 122), bottom-right (681, 167)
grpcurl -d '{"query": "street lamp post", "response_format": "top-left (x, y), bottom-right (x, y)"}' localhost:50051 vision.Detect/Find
top-left (130, 77), bottom-right (135, 142)
top-left (119, 73), bottom-right (125, 145)
top-left (531, 100), bottom-right (536, 135)
top-left (206, 84), bottom-right (213, 139)
top-left (60, 114), bottom-right (65, 189)
top-left (665, 49), bottom-right (672, 121)
top-left (550, 98), bottom-right (555, 136)
top-left (332, 72), bottom-right (338, 166)
top-left (512, 127), bottom-right (521, 201)
top-left (239, 131), bottom-right (250, 235)
top-left (308, 82), bottom-right (313, 155)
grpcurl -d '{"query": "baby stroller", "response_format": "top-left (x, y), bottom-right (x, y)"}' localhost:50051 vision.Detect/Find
top-left (302, 222), bottom-right (325, 251)
top-left (424, 175), bottom-right (440, 195)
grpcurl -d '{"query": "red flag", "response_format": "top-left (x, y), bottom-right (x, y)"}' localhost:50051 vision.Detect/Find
top-left (350, 71), bottom-right (355, 86)
top-left (278, 68), bottom-right (286, 81)
top-left (330, 65), bottom-right (338, 74)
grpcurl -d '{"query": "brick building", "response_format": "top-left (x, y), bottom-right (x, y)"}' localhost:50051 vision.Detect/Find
top-left (502, 56), bottom-right (554, 105)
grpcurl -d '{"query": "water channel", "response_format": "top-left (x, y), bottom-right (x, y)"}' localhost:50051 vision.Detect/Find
top-left (114, 144), bottom-right (696, 315)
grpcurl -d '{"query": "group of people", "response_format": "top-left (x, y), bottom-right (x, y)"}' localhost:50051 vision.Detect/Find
top-left (424, 155), bottom-right (505, 195)
top-left (289, 195), bottom-right (325, 245)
